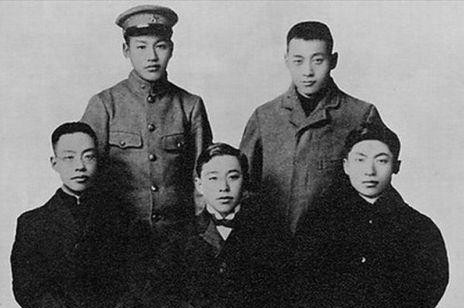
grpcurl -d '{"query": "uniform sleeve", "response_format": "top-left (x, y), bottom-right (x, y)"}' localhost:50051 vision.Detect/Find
top-left (190, 98), bottom-right (213, 173)
top-left (239, 110), bottom-right (263, 193)
top-left (81, 94), bottom-right (110, 156)
top-left (11, 215), bottom-right (66, 308)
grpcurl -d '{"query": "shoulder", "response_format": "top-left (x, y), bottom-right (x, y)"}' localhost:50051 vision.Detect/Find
top-left (88, 78), bottom-right (131, 104)
top-left (253, 92), bottom-right (288, 116)
top-left (334, 86), bottom-right (377, 113)
top-left (16, 193), bottom-right (59, 231)
top-left (168, 82), bottom-right (203, 104)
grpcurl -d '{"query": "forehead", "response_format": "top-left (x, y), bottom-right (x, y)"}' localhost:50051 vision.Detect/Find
top-left (129, 34), bottom-right (169, 43)
top-left (349, 140), bottom-right (392, 157)
top-left (287, 38), bottom-right (329, 55)
top-left (201, 155), bottom-right (241, 174)
top-left (55, 132), bottom-right (96, 152)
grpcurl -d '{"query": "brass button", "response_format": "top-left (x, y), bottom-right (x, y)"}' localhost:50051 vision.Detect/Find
top-left (119, 140), bottom-right (126, 146)
top-left (147, 95), bottom-right (155, 103)
top-left (368, 219), bottom-right (373, 224)
top-left (361, 257), bottom-right (367, 263)
top-left (141, 84), bottom-right (146, 89)
top-left (148, 124), bottom-right (155, 131)
top-left (151, 185), bottom-right (158, 192)
top-left (149, 154), bottom-right (156, 161)
top-left (177, 142), bottom-right (182, 148)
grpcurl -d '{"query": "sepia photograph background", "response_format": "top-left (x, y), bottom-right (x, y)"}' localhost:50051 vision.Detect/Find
top-left (1, 1), bottom-right (463, 307)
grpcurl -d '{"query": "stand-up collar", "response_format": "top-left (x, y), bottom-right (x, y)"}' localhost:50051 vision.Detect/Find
top-left (282, 78), bottom-right (341, 129)
top-left (127, 69), bottom-right (171, 96)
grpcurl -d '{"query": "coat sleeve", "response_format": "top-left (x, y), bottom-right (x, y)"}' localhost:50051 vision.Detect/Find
top-left (239, 110), bottom-right (263, 193)
top-left (400, 218), bottom-right (449, 307)
top-left (81, 94), bottom-right (110, 156)
top-left (190, 97), bottom-right (213, 174)
top-left (11, 215), bottom-right (67, 308)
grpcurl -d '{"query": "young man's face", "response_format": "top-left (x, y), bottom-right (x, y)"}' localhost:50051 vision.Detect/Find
top-left (123, 35), bottom-right (173, 82)
top-left (51, 132), bottom-right (98, 195)
top-left (195, 155), bottom-right (244, 217)
top-left (343, 140), bottom-right (396, 200)
top-left (285, 39), bottom-right (337, 97)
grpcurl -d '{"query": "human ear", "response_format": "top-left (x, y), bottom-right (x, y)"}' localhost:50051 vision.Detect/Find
top-left (122, 42), bottom-right (129, 58)
top-left (194, 177), bottom-right (203, 195)
top-left (330, 52), bottom-right (338, 70)
top-left (50, 156), bottom-right (57, 171)
top-left (393, 160), bottom-right (401, 174)
top-left (342, 158), bottom-right (349, 175)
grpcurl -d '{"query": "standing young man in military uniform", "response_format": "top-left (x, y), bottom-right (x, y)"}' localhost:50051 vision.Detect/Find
top-left (81, 5), bottom-right (213, 234)
top-left (240, 21), bottom-right (386, 235)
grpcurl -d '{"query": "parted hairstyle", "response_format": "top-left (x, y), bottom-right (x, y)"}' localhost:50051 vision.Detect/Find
top-left (343, 123), bottom-right (401, 163)
top-left (287, 21), bottom-right (334, 53)
top-left (195, 143), bottom-right (249, 188)
top-left (51, 122), bottom-right (98, 153)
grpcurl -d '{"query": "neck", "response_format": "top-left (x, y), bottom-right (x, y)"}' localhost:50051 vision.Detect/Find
top-left (61, 185), bottom-right (84, 198)
top-left (359, 193), bottom-right (381, 205)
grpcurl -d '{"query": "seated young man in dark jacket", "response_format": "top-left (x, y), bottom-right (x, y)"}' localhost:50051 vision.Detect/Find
top-left (11, 122), bottom-right (128, 308)
top-left (180, 142), bottom-right (287, 308)
top-left (293, 124), bottom-right (449, 308)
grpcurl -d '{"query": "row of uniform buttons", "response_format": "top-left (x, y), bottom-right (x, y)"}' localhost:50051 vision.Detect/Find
top-left (146, 93), bottom-right (161, 221)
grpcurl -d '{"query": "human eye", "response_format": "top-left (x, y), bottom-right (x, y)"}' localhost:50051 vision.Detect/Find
top-left (208, 176), bottom-right (218, 181)
top-left (229, 173), bottom-right (242, 180)
top-left (83, 153), bottom-right (97, 163)
top-left (156, 42), bottom-right (169, 50)
top-left (293, 58), bottom-right (303, 65)
top-left (62, 155), bottom-right (75, 162)
top-left (377, 158), bottom-right (390, 164)
top-left (354, 157), bottom-right (364, 163)
top-left (313, 57), bottom-right (325, 64)
top-left (136, 44), bottom-right (146, 50)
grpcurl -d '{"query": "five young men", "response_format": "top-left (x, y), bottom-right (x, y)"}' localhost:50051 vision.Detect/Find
top-left (11, 4), bottom-right (449, 308)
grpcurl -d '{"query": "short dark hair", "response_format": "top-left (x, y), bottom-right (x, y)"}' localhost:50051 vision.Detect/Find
top-left (287, 21), bottom-right (334, 52)
top-left (343, 123), bottom-right (401, 162)
top-left (123, 25), bottom-right (173, 45)
top-left (51, 122), bottom-right (98, 153)
top-left (196, 143), bottom-right (249, 186)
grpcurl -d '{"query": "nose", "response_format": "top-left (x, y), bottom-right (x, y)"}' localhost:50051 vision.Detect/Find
top-left (302, 62), bottom-right (314, 77)
top-left (74, 157), bottom-right (87, 171)
top-left (148, 46), bottom-right (158, 61)
top-left (364, 161), bottom-right (376, 176)
top-left (219, 179), bottom-right (230, 192)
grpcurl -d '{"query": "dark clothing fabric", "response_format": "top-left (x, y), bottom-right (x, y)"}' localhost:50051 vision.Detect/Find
top-left (81, 71), bottom-right (213, 228)
top-left (239, 79), bottom-right (384, 234)
top-left (11, 188), bottom-right (128, 308)
top-left (180, 198), bottom-right (289, 308)
top-left (293, 185), bottom-right (449, 308)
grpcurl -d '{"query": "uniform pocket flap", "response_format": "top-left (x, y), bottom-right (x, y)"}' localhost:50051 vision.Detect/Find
top-left (109, 131), bottom-right (142, 149)
top-left (162, 133), bottom-right (185, 151)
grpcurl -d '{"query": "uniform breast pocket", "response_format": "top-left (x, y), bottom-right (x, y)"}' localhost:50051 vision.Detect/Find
top-left (109, 131), bottom-right (143, 149)
top-left (162, 133), bottom-right (186, 153)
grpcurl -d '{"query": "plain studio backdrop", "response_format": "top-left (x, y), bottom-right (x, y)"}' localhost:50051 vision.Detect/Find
top-left (1, 1), bottom-right (463, 307)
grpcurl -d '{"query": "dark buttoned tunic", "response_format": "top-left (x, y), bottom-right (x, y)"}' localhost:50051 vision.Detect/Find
top-left (81, 71), bottom-right (212, 225)
top-left (239, 79), bottom-right (384, 234)
top-left (293, 185), bottom-right (449, 308)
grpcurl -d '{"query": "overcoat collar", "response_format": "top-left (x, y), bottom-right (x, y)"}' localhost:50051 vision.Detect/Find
top-left (281, 78), bottom-right (340, 131)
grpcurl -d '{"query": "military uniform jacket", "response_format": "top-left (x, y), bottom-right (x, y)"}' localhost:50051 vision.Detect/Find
top-left (11, 189), bottom-right (128, 308)
top-left (239, 79), bottom-right (384, 234)
top-left (180, 199), bottom-right (287, 308)
top-left (81, 71), bottom-right (212, 224)
top-left (293, 185), bottom-right (449, 308)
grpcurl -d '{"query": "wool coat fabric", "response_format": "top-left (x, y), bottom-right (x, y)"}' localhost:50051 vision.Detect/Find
top-left (11, 188), bottom-right (128, 308)
top-left (239, 79), bottom-right (384, 234)
top-left (81, 71), bottom-right (212, 227)
top-left (293, 185), bottom-right (449, 308)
